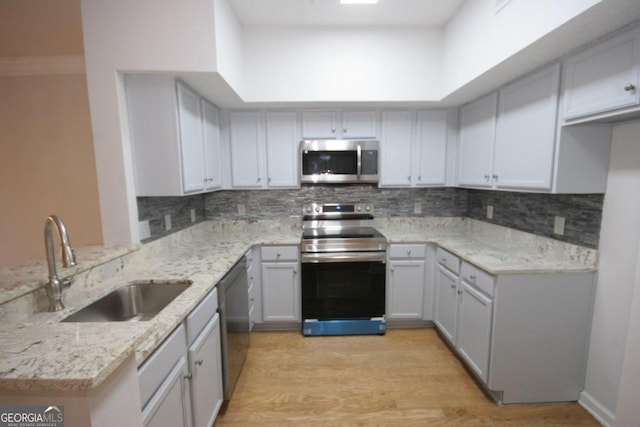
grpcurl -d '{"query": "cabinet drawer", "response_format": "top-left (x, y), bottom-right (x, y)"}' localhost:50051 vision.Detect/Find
top-left (186, 287), bottom-right (218, 346)
top-left (461, 262), bottom-right (495, 297)
top-left (261, 245), bottom-right (299, 262)
top-left (389, 244), bottom-right (426, 259)
top-left (436, 247), bottom-right (460, 275)
top-left (138, 324), bottom-right (187, 408)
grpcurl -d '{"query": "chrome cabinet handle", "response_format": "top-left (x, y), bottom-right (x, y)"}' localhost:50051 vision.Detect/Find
top-left (457, 290), bottom-right (463, 295)
top-left (407, 176), bottom-right (411, 181)
top-left (184, 372), bottom-right (193, 380)
top-left (195, 359), bottom-right (203, 366)
top-left (418, 175), bottom-right (422, 181)
top-left (484, 174), bottom-right (490, 181)
top-left (624, 83), bottom-right (636, 91)
top-left (469, 275), bottom-right (476, 281)
top-left (492, 174), bottom-right (498, 180)
top-left (450, 283), bottom-right (456, 289)
top-left (407, 250), bottom-right (412, 256)
top-left (390, 267), bottom-right (395, 273)
top-left (343, 128), bottom-right (348, 133)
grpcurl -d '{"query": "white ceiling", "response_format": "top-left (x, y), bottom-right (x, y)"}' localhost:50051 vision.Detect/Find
top-left (228, 0), bottom-right (466, 27)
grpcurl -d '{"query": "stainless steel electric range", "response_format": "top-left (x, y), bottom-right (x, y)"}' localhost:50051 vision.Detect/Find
top-left (300, 203), bottom-right (387, 336)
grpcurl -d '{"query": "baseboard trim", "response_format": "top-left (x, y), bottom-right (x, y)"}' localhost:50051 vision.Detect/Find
top-left (0, 55), bottom-right (85, 76)
top-left (579, 390), bottom-right (615, 427)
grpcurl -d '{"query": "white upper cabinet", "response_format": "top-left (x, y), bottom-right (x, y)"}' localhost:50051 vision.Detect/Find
top-left (457, 64), bottom-right (611, 194)
top-left (415, 110), bottom-right (448, 186)
top-left (493, 64), bottom-right (560, 190)
top-left (201, 99), bottom-right (223, 190)
top-left (379, 111), bottom-right (413, 186)
top-left (229, 112), bottom-right (264, 188)
top-left (176, 83), bottom-right (205, 194)
top-left (380, 110), bottom-right (449, 187)
top-left (228, 111), bottom-right (300, 189)
top-left (458, 93), bottom-right (497, 188)
top-left (302, 110), bottom-right (377, 139)
top-left (265, 112), bottom-right (300, 188)
top-left (562, 26), bottom-right (640, 123)
top-left (341, 111), bottom-right (378, 139)
top-left (125, 75), bottom-right (221, 197)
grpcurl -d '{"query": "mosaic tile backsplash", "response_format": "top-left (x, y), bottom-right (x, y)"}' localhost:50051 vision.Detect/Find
top-left (138, 186), bottom-right (604, 248)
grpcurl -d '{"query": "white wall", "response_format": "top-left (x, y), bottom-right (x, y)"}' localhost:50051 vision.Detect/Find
top-left (242, 26), bottom-right (443, 103)
top-left (615, 223), bottom-right (640, 426)
top-left (81, 0), bottom-right (218, 245)
top-left (213, 0), bottom-right (245, 95)
top-left (580, 120), bottom-right (640, 426)
top-left (442, 0), bottom-right (600, 96)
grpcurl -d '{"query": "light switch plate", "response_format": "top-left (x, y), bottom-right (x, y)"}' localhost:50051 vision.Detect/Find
top-left (487, 205), bottom-right (494, 220)
top-left (414, 202), bottom-right (422, 214)
top-left (165, 214), bottom-right (172, 231)
top-left (554, 216), bottom-right (565, 235)
top-left (238, 204), bottom-right (246, 216)
top-left (190, 209), bottom-right (196, 223)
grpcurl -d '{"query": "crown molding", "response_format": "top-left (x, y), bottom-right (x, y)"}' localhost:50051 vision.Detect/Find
top-left (0, 55), bottom-right (85, 76)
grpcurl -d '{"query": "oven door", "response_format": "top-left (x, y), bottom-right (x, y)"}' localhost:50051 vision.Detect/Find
top-left (301, 252), bottom-right (386, 321)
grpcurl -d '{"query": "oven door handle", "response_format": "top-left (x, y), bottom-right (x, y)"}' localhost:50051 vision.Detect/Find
top-left (301, 252), bottom-right (386, 263)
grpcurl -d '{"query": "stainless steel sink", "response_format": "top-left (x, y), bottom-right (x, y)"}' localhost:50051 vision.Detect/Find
top-left (61, 281), bottom-right (192, 322)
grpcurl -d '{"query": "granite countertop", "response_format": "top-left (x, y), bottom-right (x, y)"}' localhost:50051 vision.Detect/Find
top-left (0, 220), bottom-right (301, 392)
top-left (0, 218), bottom-right (597, 393)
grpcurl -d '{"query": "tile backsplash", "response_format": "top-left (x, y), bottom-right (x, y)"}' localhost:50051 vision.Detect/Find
top-left (137, 186), bottom-right (604, 248)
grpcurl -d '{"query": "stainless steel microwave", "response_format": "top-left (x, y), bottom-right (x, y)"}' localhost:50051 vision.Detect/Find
top-left (300, 139), bottom-right (379, 184)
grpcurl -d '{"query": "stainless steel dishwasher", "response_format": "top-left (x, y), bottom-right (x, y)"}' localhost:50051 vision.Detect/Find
top-left (217, 256), bottom-right (250, 401)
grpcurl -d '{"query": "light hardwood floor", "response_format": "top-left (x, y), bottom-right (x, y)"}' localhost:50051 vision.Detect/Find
top-left (215, 329), bottom-right (600, 426)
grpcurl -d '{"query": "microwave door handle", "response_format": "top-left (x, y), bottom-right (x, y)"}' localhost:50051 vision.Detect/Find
top-left (357, 144), bottom-right (362, 180)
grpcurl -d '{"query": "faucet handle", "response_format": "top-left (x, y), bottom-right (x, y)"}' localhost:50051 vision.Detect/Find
top-left (61, 278), bottom-right (73, 289)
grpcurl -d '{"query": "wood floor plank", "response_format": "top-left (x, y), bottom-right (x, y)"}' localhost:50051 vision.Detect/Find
top-left (215, 329), bottom-right (600, 426)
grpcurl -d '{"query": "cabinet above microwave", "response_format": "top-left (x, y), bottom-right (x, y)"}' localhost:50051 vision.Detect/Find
top-left (300, 139), bottom-right (379, 184)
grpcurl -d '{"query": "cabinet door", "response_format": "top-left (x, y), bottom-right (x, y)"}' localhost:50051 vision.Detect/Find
top-left (261, 262), bottom-right (300, 322)
top-left (201, 99), bottom-right (222, 190)
top-left (229, 112), bottom-right (264, 188)
top-left (379, 111), bottom-right (413, 186)
top-left (341, 111), bottom-right (377, 138)
top-left (434, 265), bottom-right (459, 344)
top-left (265, 112), bottom-right (300, 188)
top-left (493, 65), bottom-right (559, 190)
top-left (563, 27), bottom-right (640, 120)
top-left (387, 259), bottom-right (426, 319)
top-left (302, 111), bottom-right (338, 139)
top-left (176, 82), bottom-right (205, 194)
top-left (189, 314), bottom-right (223, 427)
top-left (143, 356), bottom-right (192, 427)
top-left (457, 282), bottom-right (493, 383)
top-left (458, 93), bottom-right (497, 188)
top-left (415, 110), bottom-right (447, 186)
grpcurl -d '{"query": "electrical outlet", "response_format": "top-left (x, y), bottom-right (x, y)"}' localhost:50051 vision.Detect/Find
top-left (487, 205), bottom-right (494, 220)
top-left (414, 202), bottom-right (422, 214)
top-left (138, 220), bottom-right (151, 240)
top-left (190, 209), bottom-right (196, 223)
top-left (164, 214), bottom-right (172, 231)
top-left (238, 204), bottom-right (246, 216)
top-left (554, 216), bottom-right (565, 235)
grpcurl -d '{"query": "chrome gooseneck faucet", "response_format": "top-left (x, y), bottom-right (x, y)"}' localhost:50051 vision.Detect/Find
top-left (44, 215), bottom-right (76, 312)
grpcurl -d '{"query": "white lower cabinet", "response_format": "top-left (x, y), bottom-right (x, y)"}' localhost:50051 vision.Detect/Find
top-left (188, 313), bottom-right (223, 427)
top-left (143, 355), bottom-right (192, 427)
top-left (434, 264), bottom-right (459, 344)
top-left (432, 245), bottom-right (595, 404)
top-left (260, 246), bottom-right (301, 324)
top-left (456, 269), bottom-right (494, 383)
top-left (138, 286), bottom-right (224, 427)
top-left (387, 244), bottom-right (427, 322)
